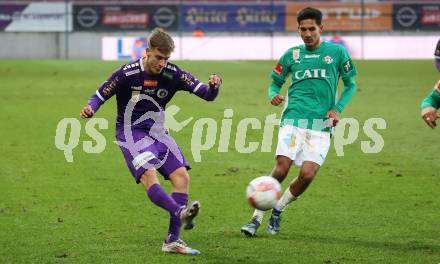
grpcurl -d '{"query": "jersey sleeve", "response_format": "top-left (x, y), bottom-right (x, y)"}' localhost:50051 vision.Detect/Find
top-left (175, 66), bottom-right (218, 101)
top-left (271, 49), bottom-right (292, 87)
top-left (268, 49), bottom-right (292, 100)
top-left (421, 81), bottom-right (440, 110)
top-left (88, 66), bottom-right (125, 113)
top-left (338, 47), bottom-right (357, 79)
top-left (334, 76), bottom-right (356, 113)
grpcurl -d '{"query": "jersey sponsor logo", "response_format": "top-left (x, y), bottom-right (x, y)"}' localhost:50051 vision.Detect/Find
top-left (125, 69), bottom-right (140, 76)
top-left (304, 54), bottom-right (320, 59)
top-left (324, 56), bottom-right (333, 64)
top-left (293, 49), bottom-right (300, 61)
top-left (123, 62), bottom-right (140, 71)
top-left (343, 59), bottom-right (353, 73)
top-left (162, 71), bottom-right (174, 80)
top-left (166, 64), bottom-right (177, 71)
top-left (294, 69), bottom-right (327, 80)
top-left (180, 73), bottom-right (195, 87)
top-left (145, 88), bottom-right (156, 95)
top-left (157, 88), bottom-right (169, 98)
top-left (131, 86), bottom-right (142, 91)
top-left (102, 76), bottom-right (119, 96)
top-left (144, 80), bottom-right (158, 87)
top-left (132, 151), bottom-right (156, 170)
top-left (435, 80), bottom-right (440, 93)
top-left (274, 63), bottom-right (283, 75)
top-left (130, 91), bottom-right (141, 103)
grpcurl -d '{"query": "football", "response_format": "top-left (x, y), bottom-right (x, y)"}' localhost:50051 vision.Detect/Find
top-left (246, 176), bottom-right (282, 211)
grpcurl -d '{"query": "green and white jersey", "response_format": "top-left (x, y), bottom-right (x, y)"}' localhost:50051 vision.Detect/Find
top-left (270, 41), bottom-right (357, 131)
top-left (421, 80), bottom-right (440, 110)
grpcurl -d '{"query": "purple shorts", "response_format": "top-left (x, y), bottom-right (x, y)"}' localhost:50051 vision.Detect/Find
top-left (116, 128), bottom-right (191, 183)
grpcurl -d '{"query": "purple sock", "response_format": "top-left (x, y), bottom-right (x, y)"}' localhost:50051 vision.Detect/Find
top-left (147, 184), bottom-right (181, 216)
top-left (166, 192), bottom-right (188, 243)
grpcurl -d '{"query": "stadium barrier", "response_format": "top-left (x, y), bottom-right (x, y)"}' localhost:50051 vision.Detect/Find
top-left (102, 35), bottom-right (438, 60)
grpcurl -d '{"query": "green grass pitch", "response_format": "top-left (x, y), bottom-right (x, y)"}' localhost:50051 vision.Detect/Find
top-left (0, 59), bottom-right (439, 263)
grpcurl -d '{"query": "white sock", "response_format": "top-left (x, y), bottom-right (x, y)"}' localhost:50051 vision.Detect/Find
top-left (251, 209), bottom-right (264, 224)
top-left (274, 187), bottom-right (297, 212)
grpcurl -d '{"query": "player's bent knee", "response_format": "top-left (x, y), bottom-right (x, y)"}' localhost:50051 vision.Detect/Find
top-left (140, 169), bottom-right (160, 190)
top-left (299, 170), bottom-right (316, 182)
top-left (169, 167), bottom-right (190, 189)
top-left (276, 156), bottom-right (292, 172)
top-left (275, 162), bottom-right (290, 177)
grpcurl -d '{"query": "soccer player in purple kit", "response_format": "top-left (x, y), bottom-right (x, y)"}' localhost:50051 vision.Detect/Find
top-left (80, 28), bottom-right (222, 255)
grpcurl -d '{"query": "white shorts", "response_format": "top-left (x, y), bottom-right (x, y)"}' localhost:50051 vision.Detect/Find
top-left (275, 125), bottom-right (331, 167)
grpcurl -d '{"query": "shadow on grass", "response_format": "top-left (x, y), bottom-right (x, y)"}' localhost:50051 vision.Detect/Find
top-left (227, 231), bottom-right (440, 255)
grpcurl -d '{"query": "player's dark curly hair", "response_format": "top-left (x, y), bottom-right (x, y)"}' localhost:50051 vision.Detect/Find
top-left (148, 27), bottom-right (175, 54)
top-left (297, 7), bottom-right (323, 25)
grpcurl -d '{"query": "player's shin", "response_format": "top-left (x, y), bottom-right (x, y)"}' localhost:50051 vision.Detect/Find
top-left (167, 192), bottom-right (188, 243)
top-left (147, 184), bottom-right (182, 217)
top-left (251, 209), bottom-right (264, 224)
top-left (273, 187), bottom-right (297, 213)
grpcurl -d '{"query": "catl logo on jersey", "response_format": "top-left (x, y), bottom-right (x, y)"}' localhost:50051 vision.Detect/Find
top-left (274, 63), bottom-right (283, 75)
top-left (294, 69), bottom-right (327, 80)
top-left (144, 80), bottom-right (158, 87)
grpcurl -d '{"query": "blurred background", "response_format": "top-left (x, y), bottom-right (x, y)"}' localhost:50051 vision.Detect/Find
top-left (0, 0), bottom-right (438, 60)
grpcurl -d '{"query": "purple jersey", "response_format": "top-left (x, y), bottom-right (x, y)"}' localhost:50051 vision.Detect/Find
top-left (86, 59), bottom-right (219, 182)
top-left (88, 58), bottom-right (218, 130)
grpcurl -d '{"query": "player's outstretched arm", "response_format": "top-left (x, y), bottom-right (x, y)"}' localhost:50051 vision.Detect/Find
top-left (188, 73), bottom-right (222, 101)
top-left (80, 67), bottom-right (123, 119)
top-left (80, 93), bottom-right (105, 119)
top-left (80, 105), bottom-right (94, 119)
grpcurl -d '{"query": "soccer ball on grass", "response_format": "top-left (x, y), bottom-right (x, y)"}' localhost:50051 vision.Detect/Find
top-left (246, 176), bottom-right (281, 211)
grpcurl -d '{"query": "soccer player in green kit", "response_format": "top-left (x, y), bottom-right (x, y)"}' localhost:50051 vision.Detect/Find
top-left (420, 39), bottom-right (440, 129)
top-left (241, 7), bottom-right (358, 236)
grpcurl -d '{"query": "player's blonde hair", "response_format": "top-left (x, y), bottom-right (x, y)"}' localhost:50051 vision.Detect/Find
top-left (148, 27), bottom-right (175, 54)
